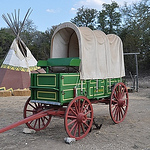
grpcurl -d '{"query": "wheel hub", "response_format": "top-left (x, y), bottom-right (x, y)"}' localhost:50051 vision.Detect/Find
top-left (118, 99), bottom-right (125, 107)
top-left (77, 113), bottom-right (87, 124)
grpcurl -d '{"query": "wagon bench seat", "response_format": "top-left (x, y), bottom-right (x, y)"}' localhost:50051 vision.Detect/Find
top-left (37, 57), bottom-right (81, 67)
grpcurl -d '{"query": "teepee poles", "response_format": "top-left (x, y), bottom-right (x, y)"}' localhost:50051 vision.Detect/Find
top-left (2, 8), bottom-right (33, 37)
top-left (2, 8), bottom-right (33, 74)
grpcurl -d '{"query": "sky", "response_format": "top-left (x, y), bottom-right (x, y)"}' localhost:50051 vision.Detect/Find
top-left (0, 0), bottom-right (140, 32)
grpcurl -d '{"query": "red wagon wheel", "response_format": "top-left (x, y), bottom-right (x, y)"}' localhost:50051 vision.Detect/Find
top-left (23, 97), bottom-right (52, 131)
top-left (109, 82), bottom-right (129, 124)
top-left (64, 96), bottom-right (93, 140)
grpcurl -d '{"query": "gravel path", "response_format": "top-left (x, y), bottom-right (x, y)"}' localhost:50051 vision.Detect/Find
top-left (0, 88), bottom-right (150, 150)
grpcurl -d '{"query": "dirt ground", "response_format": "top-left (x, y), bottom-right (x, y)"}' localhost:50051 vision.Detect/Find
top-left (0, 79), bottom-right (150, 150)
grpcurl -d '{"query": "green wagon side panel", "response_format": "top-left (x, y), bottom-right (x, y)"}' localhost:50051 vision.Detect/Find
top-left (87, 79), bottom-right (105, 99)
top-left (30, 73), bottom-right (59, 103)
top-left (30, 73), bottom-right (122, 105)
top-left (37, 74), bottom-right (57, 87)
top-left (37, 90), bottom-right (57, 101)
top-left (59, 73), bottom-right (87, 104)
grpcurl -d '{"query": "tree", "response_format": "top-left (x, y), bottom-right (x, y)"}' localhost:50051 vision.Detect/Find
top-left (0, 28), bottom-right (15, 65)
top-left (71, 6), bottom-right (98, 30)
top-left (121, 0), bottom-right (150, 70)
top-left (29, 25), bottom-right (57, 60)
top-left (21, 19), bottom-right (37, 46)
top-left (97, 2), bottom-right (121, 34)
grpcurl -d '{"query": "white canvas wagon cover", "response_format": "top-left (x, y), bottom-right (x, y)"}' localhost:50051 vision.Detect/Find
top-left (51, 22), bottom-right (125, 80)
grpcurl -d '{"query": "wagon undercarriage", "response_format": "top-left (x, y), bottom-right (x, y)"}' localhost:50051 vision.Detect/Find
top-left (0, 82), bottom-right (128, 140)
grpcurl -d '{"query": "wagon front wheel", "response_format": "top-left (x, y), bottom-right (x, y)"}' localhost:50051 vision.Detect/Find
top-left (109, 82), bottom-right (129, 124)
top-left (65, 96), bottom-right (93, 140)
top-left (23, 97), bottom-right (52, 131)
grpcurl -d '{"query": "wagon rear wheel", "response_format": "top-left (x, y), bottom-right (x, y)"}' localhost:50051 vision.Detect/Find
top-left (109, 82), bottom-right (129, 124)
top-left (65, 96), bottom-right (93, 140)
top-left (23, 97), bottom-right (52, 131)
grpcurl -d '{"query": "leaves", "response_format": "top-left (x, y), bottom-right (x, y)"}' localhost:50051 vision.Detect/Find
top-left (71, 6), bottom-right (98, 30)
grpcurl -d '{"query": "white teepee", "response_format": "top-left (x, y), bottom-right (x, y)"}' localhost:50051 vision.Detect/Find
top-left (0, 8), bottom-right (45, 90)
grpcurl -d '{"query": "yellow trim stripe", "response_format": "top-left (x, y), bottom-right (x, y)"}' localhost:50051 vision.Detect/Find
top-left (1, 64), bottom-right (40, 72)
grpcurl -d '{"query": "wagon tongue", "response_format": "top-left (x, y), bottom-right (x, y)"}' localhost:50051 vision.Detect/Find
top-left (0, 110), bottom-right (48, 133)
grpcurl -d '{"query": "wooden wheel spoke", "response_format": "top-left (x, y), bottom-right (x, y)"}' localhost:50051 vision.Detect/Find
top-left (111, 99), bottom-right (117, 103)
top-left (73, 124), bottom-right (78, 136)
top-left (41, 117), bottom-right (46, 127)
top-left (78, 124), bottom-right (81, 137)
top-left (122, 106), bottom-right (127, 113)
top-left (116, 108), bottom-right (120, 121)
top-left (114, 107), bottom-right (118, 121)
top-left (34, 103), bottom-right (38, 108)
top-left (33, 119), bottom-right (38, 128)
top-left (81, 123), bottom-right (85, 134)
top-left (113, 92), bottom-right (118, 101)
top-left (111, 103), bottom-right (117, 108)
top-left (118, 108), bottom-right (121, 121)
top-left (83, 104), bottom-right (90, 113)
top-left (70, 122), bottom-right (77, 133)
top-left (38, 103), bottom-right (41, 107)
top-left (44, 116), bottom-right (49, 121)
top-left (38, 118), bottom-right (41, 129)
top-left (84, 110), bottom-right (91, 116)
top-left (70, 107), bottom-right (77, 116)
top-left (120, 107), bottom-right (124, 118)
top-left (28, 103), bottom-right (36, 109)
top-left (81, 100), bottom-right (85, 112)
top-left (87, 118), bottom-right (92, 121)
top-left (78, 99), bottom-right (81, 113)
top-left (121, 88), bottom-right (125, 98)
top-left (115, 89), bottom-right (119, 98)
top-left (67, 115), bottom-right (77, 119)
top-left (112, 105), bottom-right (117, 114)
top-left (26, 109), bottom-right (36, 113)
top-left (122, 104), bottom-right (128, 108)
top-left (29, 119), bottom-right (34, 125)
top-left (83, 122), bottom-right (89, 128)
top-left (67, 119), bottom-right (76, 126)
top-left (74, 102), bottom-right (79, 114)
top-left (122, 97), bottom-right (128, 101)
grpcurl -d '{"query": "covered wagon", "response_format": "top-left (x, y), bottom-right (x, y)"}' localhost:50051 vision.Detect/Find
top-left (0, 22), bottom-right (128, 140)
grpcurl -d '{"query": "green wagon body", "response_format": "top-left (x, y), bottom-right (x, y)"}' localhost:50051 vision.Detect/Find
top-left (30, 57), bottom-right (121, 105)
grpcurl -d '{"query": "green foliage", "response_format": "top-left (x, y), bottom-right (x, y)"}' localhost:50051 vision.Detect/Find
top-left (71, 6), bottom-right (98, 30)
top-left (97, 2), bottom-right (121, 34)
top-left (0, 28), bottom-right (15, 61)
top-left (28, 25), bottom-right (57, 60)
top-left (121, 0), bottom-right (150, 70)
